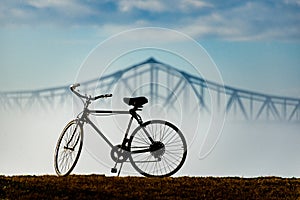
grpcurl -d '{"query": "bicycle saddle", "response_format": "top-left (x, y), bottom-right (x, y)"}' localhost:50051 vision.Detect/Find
top-left (123, 96), bottom-right (148, 108)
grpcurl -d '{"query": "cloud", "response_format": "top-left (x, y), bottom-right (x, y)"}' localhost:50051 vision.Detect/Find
top-left (0, 0), bottom-right (299, 41)
top-left (179, 0), bottom-right (213, 12)
top-left (178, 1), bottom-right (300, 41)
top-left (283, 0), bottom-right (300, 6)
top-left (0, 0), bottom-right (96, 27)
top-left (26, 0), bottom-right (94, 16)
top-left (117, 0), bottom-right (166, 12)
top-left (116, 0), bottom-right (211, 13)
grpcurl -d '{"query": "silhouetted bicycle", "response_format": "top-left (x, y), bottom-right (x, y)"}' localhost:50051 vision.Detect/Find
top-left (54, 84), bottom-right (187, 177)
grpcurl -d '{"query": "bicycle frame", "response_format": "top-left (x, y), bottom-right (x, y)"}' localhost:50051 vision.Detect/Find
top-left (77, 105), bottom-right (154, 152)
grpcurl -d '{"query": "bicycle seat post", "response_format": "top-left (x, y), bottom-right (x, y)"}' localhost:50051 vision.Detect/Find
top-left (130, 107), bottom-right (143, 125)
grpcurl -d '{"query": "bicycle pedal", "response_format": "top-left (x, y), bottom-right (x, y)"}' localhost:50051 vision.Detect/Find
top-left (111, 168), bottom-right (118, 173)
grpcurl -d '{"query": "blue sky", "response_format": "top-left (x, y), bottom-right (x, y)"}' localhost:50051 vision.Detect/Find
top-left (0, 0), bottom-right (300, 96)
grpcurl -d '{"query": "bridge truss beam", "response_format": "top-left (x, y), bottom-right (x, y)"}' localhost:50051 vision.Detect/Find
top-left (0, 58), bottom-right (299, 122)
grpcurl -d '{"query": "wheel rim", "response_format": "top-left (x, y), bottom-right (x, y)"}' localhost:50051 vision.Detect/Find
top-left (55, 121), bottom-right (82, 176)
top-left (129, 120), bottom-right (187, 177)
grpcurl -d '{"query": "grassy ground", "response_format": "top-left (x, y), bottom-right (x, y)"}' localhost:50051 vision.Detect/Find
top-left (1, 175), bottom-right (300, 199)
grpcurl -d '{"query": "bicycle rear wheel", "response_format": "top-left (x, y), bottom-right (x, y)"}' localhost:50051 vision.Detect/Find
top-left (54, 119), bottom-right (83, 176)
top-left (129, 120), bottom-right (187, 177)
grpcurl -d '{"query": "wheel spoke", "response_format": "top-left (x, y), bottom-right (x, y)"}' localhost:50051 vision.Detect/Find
top-left (130, 120), bottom-right (187, 177)
top-left (54, 120), bottom-right (82, 176)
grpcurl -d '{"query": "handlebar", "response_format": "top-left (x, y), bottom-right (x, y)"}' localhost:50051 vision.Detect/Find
top-left (70, 83), bottom-right (112, 101)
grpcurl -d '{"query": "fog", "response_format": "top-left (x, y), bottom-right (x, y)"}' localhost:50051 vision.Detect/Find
top-left (1, 101), bottom-right (299, 177)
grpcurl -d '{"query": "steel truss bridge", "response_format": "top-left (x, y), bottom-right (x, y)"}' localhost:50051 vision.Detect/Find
top-left (0, 58), bottom-right (299, 122)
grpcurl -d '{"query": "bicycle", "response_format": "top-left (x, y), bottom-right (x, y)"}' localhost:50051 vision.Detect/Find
top-left (54, 83), bottom-right (187, 177)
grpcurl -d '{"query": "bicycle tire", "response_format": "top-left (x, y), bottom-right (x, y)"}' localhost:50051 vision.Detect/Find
top-left (129, 120), bottom-right (187, 177)
top-left (54, 119), bottom-right (83, 176)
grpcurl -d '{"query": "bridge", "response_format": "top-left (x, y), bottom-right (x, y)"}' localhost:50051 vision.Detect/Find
top-left (0, 58), bottom-right (299, 122)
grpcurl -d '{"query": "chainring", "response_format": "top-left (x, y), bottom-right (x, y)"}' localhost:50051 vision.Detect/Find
top-left (110, 145), bottom-right (130, 163)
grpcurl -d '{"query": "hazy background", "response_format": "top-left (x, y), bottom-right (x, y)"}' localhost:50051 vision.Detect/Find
top-left (1, 0), bottom-right (300, 177)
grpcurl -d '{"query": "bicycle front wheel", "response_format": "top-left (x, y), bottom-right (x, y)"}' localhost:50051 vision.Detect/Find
top-left (54, 119), bottom-right (83, 176)
top-left (129, 120), bottom-right (187, 177)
